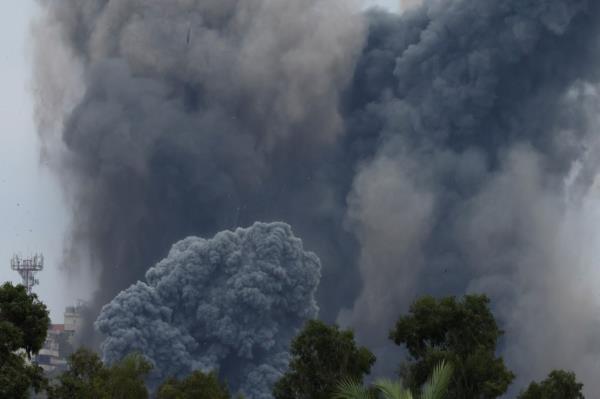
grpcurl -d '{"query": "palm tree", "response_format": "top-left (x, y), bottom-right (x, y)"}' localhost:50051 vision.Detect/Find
top-left (333, 361), bottom-right (453, 399)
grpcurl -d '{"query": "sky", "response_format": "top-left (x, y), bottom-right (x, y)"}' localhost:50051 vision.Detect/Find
top-left (0, 0), bottom-right (402, 322)
top-left (0, 1), bottom-right (73, 322)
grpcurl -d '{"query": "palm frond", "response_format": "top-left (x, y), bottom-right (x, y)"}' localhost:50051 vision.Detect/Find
top-left (332, 377), bottom-right (374, 399)
top-left (373, 378), bottom-right (413, 399)
top-left (421, 360), bottom-right (453, 399)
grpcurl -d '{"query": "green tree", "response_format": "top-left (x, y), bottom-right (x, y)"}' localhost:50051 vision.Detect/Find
top-left (390, 294), bottom-right (514, 399)
top-left (106, 353), bottom-right (153, 399)
top-left (334, 360), bottom-right (453, 399)
top-left (157, 370), bottom-right (231, 399)
top-left (48, 348), bottom-right (109, 399)
top-left (0, 282), bottom-right (50, 358)
top-left (48, 348), bottom-right (152, 399)
top-left (273, 320), bottom-right (376, 399)
top-left (517, 370), bottom-right (584, 399)
top-left (0, 282), bottom-right (50, 398)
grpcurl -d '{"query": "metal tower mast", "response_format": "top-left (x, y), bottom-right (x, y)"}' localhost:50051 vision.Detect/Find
top-left (10, 254), bottom-right (44, 294)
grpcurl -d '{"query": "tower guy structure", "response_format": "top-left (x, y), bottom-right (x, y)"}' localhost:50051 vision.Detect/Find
top-left (11, 253), bottom-right (44, 294)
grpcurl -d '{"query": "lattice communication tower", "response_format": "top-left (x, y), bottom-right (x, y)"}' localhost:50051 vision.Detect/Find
top-left (11, 254), bottom-right (44, 294)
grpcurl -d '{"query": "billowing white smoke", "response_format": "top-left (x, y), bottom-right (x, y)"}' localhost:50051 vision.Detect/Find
top-left (94, 222), bottom-right (320, 399)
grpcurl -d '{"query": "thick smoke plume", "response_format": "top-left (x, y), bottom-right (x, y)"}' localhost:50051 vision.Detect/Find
top-left (32, 0), bottom-right (600, 396)
top-left (95, 222), bottom-right (320, 398)
top-left (341, 0), bottom-right (600, 394)
top-left (32, 0), bottom-right (365, 326)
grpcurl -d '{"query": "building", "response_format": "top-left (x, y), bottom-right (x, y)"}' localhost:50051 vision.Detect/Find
top-left (35, 304), bottom-right (83, 373)
top-left (36, 324), bottom-right (67, 373)
top-left (64, 305), bottom-right (83, 334)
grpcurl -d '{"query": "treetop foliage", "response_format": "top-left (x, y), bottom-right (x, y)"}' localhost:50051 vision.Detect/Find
top-left (157, 370), bottom-right (231, 399)
top-left (273, 319), bottom-right (376, 399)
top-left (390, 294), bottom-right (515, 399)
top-left (48, 348), bottom-right (152, 399)
top-left (0, 282), bottom-right (49, 399)
top-left (0, 282), bottom-right (50, 358)
top-left (391, 294), bottom-right (501, 359)
top-left (517, 370), bottom-right (585, 399)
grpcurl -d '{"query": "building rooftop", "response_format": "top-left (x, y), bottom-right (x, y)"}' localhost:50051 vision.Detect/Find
top-left (49, 324), bottom-right (65, 333)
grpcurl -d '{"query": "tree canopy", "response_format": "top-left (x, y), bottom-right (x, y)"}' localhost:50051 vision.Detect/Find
top-left (0, 282), bottom-right (50, 358)
top-left (517, 370), bottom-right (585, 399)
top-left (0, 282), bottom-right (49, 399)
top-left (156, 370), bottom-right (231, 399)
top-left (48, 348), bottom-right (152, 399)
top-left (390, 294), bottom-right (514, 399)
top-left (273, 320), bottom-right (376, 399)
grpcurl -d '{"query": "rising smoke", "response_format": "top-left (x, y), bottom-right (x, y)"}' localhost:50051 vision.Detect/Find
top-left (31, 0), bottom-right (365, 325)
top-left (340, 1), bottom-right (600, 394)
top-left (32, 0), bottom-right (600, 396)
top-left (95, 222), bottom-right (320, 398)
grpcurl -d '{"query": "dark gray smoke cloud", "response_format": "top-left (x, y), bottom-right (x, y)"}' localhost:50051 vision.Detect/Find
top-left (31, 0), bottom-right (365, 328)
top-left (339, 0), bottom-right (600, 395)
top-left (32, 0), bottom-right (600, 396)
top-left (95, 222), bottom-right (320, 398)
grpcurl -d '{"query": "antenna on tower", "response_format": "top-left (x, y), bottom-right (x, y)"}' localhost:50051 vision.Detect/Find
top-left (10, 253), bottom-right (44, 294)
